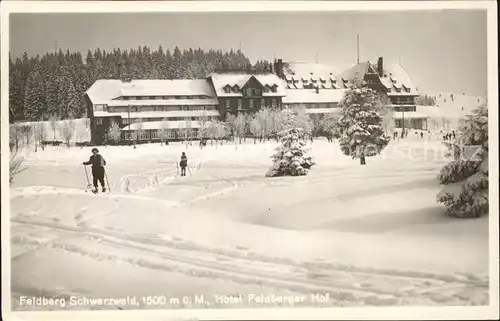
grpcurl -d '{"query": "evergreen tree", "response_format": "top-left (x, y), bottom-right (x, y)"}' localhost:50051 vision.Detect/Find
top-left (266, 111), bottom-right (315, 177)
top-left (107, 120), bottom-right (122, 144)
top-left (333, 81), bottom-right (390, 165)
top-left (23, 68), bottom-right (45, 121)
top-left (437, 105), bottom-right (488, 218)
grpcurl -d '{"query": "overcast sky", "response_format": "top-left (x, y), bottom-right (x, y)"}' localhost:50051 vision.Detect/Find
top-left (9, 10), bottom-right (487, 96)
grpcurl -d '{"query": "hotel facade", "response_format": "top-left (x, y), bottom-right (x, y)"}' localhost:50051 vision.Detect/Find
top-left (84, 57), bottom-right (425, 145)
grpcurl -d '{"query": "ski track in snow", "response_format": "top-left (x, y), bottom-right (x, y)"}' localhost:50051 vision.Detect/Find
top-left (9, 140), bottom-right (489, 308)
top-left (11, 216), bottom-right (488, 308)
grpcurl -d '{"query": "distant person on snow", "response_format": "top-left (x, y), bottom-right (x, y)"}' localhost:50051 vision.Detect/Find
top-left (83, 148), bottom-right (107, 193)
top-left (420, 132), bottom-right (424, 140)
top-left (452, 131), bottom-right (456, 139)
top-left (180, 152), bottom-right (188, 177)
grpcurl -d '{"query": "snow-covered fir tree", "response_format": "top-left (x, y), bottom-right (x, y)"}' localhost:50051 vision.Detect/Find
top-left (437, 104), bottom-right (488, 218)
top-left (333, 81), bottom-right (390, 165)
top-left (266, 111), bottom-right (315, 177)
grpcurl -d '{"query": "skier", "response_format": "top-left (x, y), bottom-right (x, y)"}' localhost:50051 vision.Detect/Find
top-left (452, 130), bottom-right (456, 139)
top-left (179, 152), bottom-right (188, 177)
top-left (82, 148), bottom-right (107, 193)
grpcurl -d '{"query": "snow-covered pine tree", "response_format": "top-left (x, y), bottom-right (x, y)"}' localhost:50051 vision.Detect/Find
top-left (333, 81), bottom-right (390, 165)
top-left (437, 104), bottom-right (488, 218)
top-left (23, 68), bottom-right (45, 121)
top-left (266, 111), bottom-right (315, 177)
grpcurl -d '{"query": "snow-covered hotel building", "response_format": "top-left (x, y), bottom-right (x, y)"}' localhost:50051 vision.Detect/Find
top-left (339, 57), bottom-right (427, 130)
top-left (85, 57), bottom-right (424, 144)
top-left (206, 71), bottom-right (286, 119)
top-left (85, 79), bottom-right (220, 145)
top-left (275, 60), bottom-right (347, 116)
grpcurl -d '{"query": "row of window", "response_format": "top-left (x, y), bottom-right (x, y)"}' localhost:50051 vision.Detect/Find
top-left (223, 86), bottom-right (278, 95)
top-left (393, 106), bottom-right (417, 112)
top-left (224, 98), bottom-right (280, 110)
top-left (392, 96), bottom-right (416, 104)
top-left (286, 78), bottom-right (342, 85)
top-left (388, 86), bottom-right (412, 93)
top-left (285, 103), bottom-right (338, 109)
top-left (96, 116), bottom-right (217, 125)
top-left (123, 129), bottom-right (199, 140)
top-left (107, 105), bottom-right (216, 113)
top-left (116, 95), bottom-right (212, 101)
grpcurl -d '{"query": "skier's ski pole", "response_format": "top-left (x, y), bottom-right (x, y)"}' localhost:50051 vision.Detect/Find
top-left (105, 168), bottom-right (111, 193)
top-left (83, 165), bottom-right (92, 192)
top-left (187, 165), bottom-right (192, 176)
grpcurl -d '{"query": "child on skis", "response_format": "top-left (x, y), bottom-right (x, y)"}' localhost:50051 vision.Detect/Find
top-left (83, 148), bottom-right (107, 193)
top-left (179, 152), bottom-right (188, 176)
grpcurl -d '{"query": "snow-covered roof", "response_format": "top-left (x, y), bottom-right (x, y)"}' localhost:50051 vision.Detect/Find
top-left (339, 62), bottom-right (372, 83)
top-left (339, 61), bottom-right (419, 96)
top-left (285, 62), bottom-right (339, 81)
top-left (392, 111), bottom-right (429, 119)
top-left (115, 79), bottom-right (215, 99)
top-left (85, 79), bottom-right (217, 105)
top-left (121, 120), bottom-right (203, 130)
top-left (107, 98), bottom-right (218, 107)
top-left (304, 108), bottom-right (342, 114)
top-left (284, 62), bottom-right (343, 90)
top-left (282, 89), bottom-right (347, 104)
top-left (94, 110), bottom-right (220, 118)
top-left (208, 72), bottom-right (286, 97)
top-left (85, 79), bottom-right (124, 105)
top-left (379, 64), bottom-right (418, 96)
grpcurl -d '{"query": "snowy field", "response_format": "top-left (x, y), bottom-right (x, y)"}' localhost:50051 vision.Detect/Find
top-left (9, 136), bottom-right (488, 310)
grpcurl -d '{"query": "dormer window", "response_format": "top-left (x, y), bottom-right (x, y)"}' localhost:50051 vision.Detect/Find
top-left (271, 84), bottom-right (278, 93)
top-left (232, 85), bottom-right (240, 93)
top-left (223, 85), bottom-right (231, 93)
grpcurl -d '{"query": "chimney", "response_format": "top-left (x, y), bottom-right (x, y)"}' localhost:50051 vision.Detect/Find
top-left (377, 57), bottom-right (383, 77)
top-left (274, 58), bottom-right (284, 79)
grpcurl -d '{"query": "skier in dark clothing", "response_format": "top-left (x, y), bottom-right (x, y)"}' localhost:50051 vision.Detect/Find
top-left (420, 132), bottom-right (424, 140)
top-left (452, 130), bottom-right (456, 139)
top-left (83, 148), bottom-right (107, 193)
top-left (179, 152), bottom-right (188, 176)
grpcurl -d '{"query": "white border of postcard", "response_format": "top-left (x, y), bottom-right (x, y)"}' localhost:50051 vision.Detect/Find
top-left (1, 1), bottom-right (498, 320)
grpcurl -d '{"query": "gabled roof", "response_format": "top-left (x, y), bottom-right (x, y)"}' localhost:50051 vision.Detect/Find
top-left (379, 63), bottom-right (418, 96)
top-left (339, 61), bottom-right (419, 96)
top-left (208, 72), bottom-right (285, 97)
top-left (339, 62), bottom-right (372, 83)
top-left (86, 79), bottom-right (217, 105)
top-left (282, 88), bottom-right (347, 104)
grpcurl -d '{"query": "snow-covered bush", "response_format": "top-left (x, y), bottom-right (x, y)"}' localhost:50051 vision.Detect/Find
top-left (437, 105), bottom-right (488, 218)
top-left (10, 151), bottom-right (27, 184)
top-left (107, 121), bottom-right (121, 144)
top-left (9, 124), bottom-right (22, 152)
top-left (33, 122), bottom-right (47, 151)
top-left (61, 119), bottom-right (76, 148)
top-left (334, 81), bottom-right (390, 165)
top-left (266, 111), bottom-right (315, 177)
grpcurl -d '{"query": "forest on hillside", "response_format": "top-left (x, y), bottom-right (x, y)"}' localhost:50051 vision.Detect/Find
top-left (9, 46), bottom-right (270, 123)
